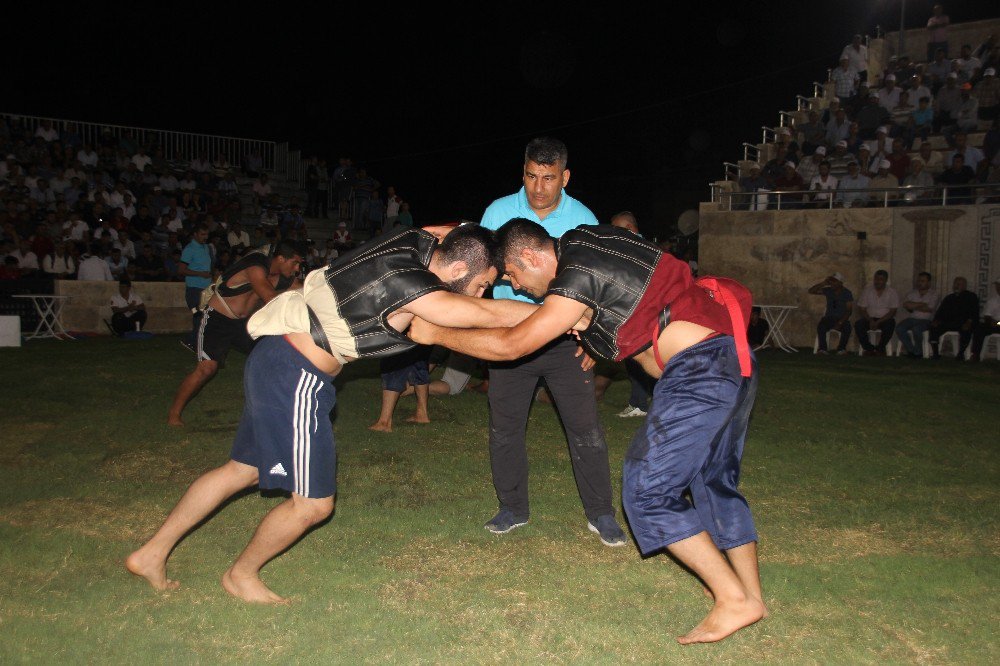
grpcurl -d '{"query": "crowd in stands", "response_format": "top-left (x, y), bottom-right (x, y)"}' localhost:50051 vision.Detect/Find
top-left (736, 6), bottom-right (1000, 209)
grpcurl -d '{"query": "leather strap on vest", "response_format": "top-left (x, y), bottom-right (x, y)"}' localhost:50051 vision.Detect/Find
top-left (306, 305), bottom-right (333, 356)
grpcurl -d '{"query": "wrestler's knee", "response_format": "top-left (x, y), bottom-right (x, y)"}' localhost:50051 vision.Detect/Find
top-left (292, 494), bottom-right (334, 524)
top-left (194, 360), bottom-right (219, 379)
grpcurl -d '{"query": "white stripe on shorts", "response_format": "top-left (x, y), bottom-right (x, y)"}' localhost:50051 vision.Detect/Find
top-left (196, 308), bottom-right (211, 361)
top-left (293, 369), bottom-right (324, 497)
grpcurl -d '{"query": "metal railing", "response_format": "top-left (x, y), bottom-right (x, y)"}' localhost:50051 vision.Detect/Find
top-left (778, 111), bottom-right (797, 128)
top-left (722, 162), bottom-right (741, 180)
top-left (741, 143), bottom-right (760, 162)
top-left (708, 183), bottom-right (1000, 210)
top-left (2, 112), bottom-right (277, 174)
top-left (812, 82), bottom-right (824, 98)
top-left (761, 126), bottom-right (778, 144)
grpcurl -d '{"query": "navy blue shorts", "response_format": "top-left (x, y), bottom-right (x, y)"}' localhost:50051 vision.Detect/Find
top-left (623, 335), bottom-right (758, 555)
top-left (231, 335), bottom-right (337, 499)
top-left (379, 345), bottom-right (431, 393)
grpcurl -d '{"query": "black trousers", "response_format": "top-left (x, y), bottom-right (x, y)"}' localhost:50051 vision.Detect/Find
top-left (971, 321), bottom-right (1000, 357)
top-left (487, 337), bottom-right (614, 521)
top-left (817, 316), bottom-right (851, 351)
top-left (112, 310), bottom-right (147, 334)
top-left (854, 317), bottom-right (896, 352)
top-left (928, 319), bottom-right (972, 357)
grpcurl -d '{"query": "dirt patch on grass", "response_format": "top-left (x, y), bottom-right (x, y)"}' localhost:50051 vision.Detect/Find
top-left (0, 497), bottom-right (160, 542)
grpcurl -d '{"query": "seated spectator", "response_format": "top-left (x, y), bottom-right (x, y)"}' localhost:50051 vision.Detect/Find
top-left (809, 161), bottom-right (838, 207)
top-left (252, 173), bottom-right (272, 212)
top-left (280, 204), bottom-right (306, 239)
top-left (908, 75), bottom-right (933, 108)
top-left (332, 221), bottom-right (353, 252)
top-left (827, 140), bottom-right (854, 176)
top-left (970, 278), bottom-right (1000, 361)
top-left (131, 147), bottom-right (152, 172)
top-left (132, 244), bottom-right (165, 281)
top-left (854, 269), bottom-right (900, 356)
top-left (927, 48), bottom-right (951, 91)
top-left (772, 161), bottom-right (804, 209)
top-left (318, 238), bottom-right (338, 265)
top-left (158, 170), bottom-right (179, 194)
top-left (835, 161), bottom-right (871, 208)
top-left (928, 276), bottom-right (979, 359)
top-left (900, 158), bottom-right (936, 203)
top-left (9, 239), bottom-right (40, 277)
top-left (796, 145), bottom-right (825, 184)
top-left (878, 74), bottom-right (901, 110)
top-left (870, 126), bottom-right (892, 162)
top-left (106, 247), bottom-right (128, 280)
top-left (905, 96), bottom-right (935, 148)
top-left (107, 278), bottom-right (147, 336)
top-left (762, 146), bottom-right (791, 186)
top-left (896, 271), bottom-right (940, 357)
top-left (825, 107), bottom-right (851, 146)
top-left (808, 272), bottom-right (854, 354)
top-left (844, 121), bottom-right (865, 154)
top-left (212, 153), bottom-right (231, 177)
top-left (870, 159), bottom-right (899, 204)
top-left (62, 214), bottom-right (89, 242)
top-left (821, 96), bottom-right (842, 125)
top-left (366, 190), bottom-right (385, 234)
top-left (947, 131), bottom-right (986, 177)
top-left (43, 241), bottom-right (76, 278)
top-left (217, 172), bottom-right (239, 200)
top-left (190, 152), bottom-right (211, 174)
top-left (956, 44), bottom-right (983, 81)
top-left (935, 73), bottom-right (962, 131)
top-left (746, 307), bottom-right (770, 347)
top-left (77, 243), bottom-right (113, 281)
top-left (886, 139), bottom-right (911, 182)
top-left (178, 171), bottom-right (197, 192)
top-left (917, 140), bottom-right (944, 176)
top-left (797, 110), bottom-right (826, 155)
top-left (227, 222), bottom-right (250, 253)
top-left (737, 163), bottom-right (768, 210)
top-left (857, 92), bottom-right (891, 139)
top-left (937, 153), bottom-right (977, 204)
top-left (976, 68), bottom-right (999, 121)
top-left (889, 91), bottom-right (915, 133)
top-left (163, 248), bottom-right (183, 281)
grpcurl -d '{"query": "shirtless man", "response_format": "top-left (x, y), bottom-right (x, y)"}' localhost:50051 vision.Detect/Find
top-left (167, 240), bottom-right (304, 426)
top-left (127, 224), bottom-right (533, 604)
top-left (409, 219), bottom-right (766, 644)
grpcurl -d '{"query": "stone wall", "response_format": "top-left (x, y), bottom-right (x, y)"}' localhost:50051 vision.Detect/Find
top-left (699, 204), bottom-right (1000, 348)
top-left (54, 280), bottom-right (191, 334)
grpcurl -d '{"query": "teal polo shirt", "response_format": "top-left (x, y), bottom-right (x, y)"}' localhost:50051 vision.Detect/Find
top-left (180, 240), bottom-right (212, 289)
top-left (481, 186), bottom-right (598, 302)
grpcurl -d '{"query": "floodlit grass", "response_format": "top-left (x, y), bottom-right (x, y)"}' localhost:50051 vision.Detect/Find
top-left (0, 337), bottom-right (997, 663)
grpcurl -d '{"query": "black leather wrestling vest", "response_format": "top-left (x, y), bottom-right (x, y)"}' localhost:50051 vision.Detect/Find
top-left (546, 225), bottom-right (661, 360)
top-left (323, 227), bottom-right (444, 358)
top-left (217, 249), bottom-right (295, 297)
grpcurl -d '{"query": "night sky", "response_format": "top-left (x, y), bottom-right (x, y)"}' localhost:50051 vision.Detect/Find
top-left (7, 2), bottom-right (998, 238)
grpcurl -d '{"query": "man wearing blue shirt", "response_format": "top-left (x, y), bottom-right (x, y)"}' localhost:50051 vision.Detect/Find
top-left (479, 137), bottom-right (626, 546)
top-left (179, 225), bottom-right (213, 347)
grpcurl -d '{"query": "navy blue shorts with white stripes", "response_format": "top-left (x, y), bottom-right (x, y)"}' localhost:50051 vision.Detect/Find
top-left (230, 335), bottom-right (337, 499)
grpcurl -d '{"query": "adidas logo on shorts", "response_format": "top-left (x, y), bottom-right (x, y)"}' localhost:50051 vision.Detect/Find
top-left (269, 462), bottom-right (287, 477)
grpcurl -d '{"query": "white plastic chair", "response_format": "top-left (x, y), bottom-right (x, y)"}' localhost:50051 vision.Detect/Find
top-left (814, 330), bottom-right (846, 354)
top-left (937, 331), bottom-right (972, 359)
top-left (980, 333), bottom-right (1000, 361)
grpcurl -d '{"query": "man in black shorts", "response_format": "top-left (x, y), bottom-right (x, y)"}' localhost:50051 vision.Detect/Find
top-left (128, 224), bottom-right (536, 604)
top-left (167, 240), bottom-right (304, 426)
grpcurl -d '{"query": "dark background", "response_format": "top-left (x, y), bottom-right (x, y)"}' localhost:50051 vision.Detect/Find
top-left (6, 2), bottom-right (998, 239)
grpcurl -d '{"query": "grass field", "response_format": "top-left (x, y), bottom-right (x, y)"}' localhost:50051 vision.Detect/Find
top-left (0, 336), bottom-right (997, 664)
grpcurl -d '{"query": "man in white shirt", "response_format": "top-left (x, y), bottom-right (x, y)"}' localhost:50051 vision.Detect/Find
top-left (63, 215), bottom-right (89, 242)
top-left (77, 144), bottom-right (99, 168)
top-left (809, 160), bottom-right (838, 207)
top-left (841, 34), bottom-right (868, 80)
top-left (227, 222), bottom-right (251, 252)
top-left (896, 271), bottom-right (940, 358)
top-left (877, 75), bottom-right (901, 111)
top-left (855, 269), bottom-right (900, 355)
top-left (159, 172), bottom-right (179, 193)
top-left (132, 148), bottom-right (152, 172)
top-left (107, 279), bottom-right (147, 336)
top-left (10, 240), bottom-right (39, 277)
top-left (971, 278), bottom-right (1000, 361)
top-left (77, 244), bottom-right (113, 281)
top-left (106, 247), bottom-right (129, 280)
top-left (34, 120), bottom-right (59, 142)
top-left (43, 242), bottom-right (76, 278)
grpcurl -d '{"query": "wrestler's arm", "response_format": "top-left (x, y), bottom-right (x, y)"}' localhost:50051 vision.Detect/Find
top-left (245, 265), bottom-right (281, 303)
top-left (404, 290), bottom-right (539, 328)
top-left (409, 295), bottom-right (588, 361)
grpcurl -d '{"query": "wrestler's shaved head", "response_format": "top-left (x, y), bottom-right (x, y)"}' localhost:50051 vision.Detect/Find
top-left (496, 218), bottom-right (555, 269)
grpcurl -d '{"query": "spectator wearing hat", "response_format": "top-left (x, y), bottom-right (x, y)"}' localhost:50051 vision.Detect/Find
top-left (808, 160), bottom-right (838, 208)
top-left (856, 144), bottom-right (877, 177)
top-left (857, 92), bottom-right (891, 140)
top-left (832, 56), bottom-right (859, 100)
top-left (926, 4), bottom-right (950, 61)
top-left (901, 158), bottom-right (936, 203)
top-left (970, 278), bottom-right (1000, 361)
top-left (762, 144), bottom-right (792, 185)
top-left (796, 145), bottom-right (825, 183)
top-left (842, 34), bottom-right (868, 82)
top-left (975, 68), bottom-right (999, 121)
top-left (821, 96), bottom-right (842, 125)
top-left (943, 83), bottom-right (980, 142)
top-left (332, 221), bottom-right (353, 252)
top-left (878, 74), bottom-right (901, 111)
top-left (934, 73), bottom-right (962, 131)
top-left (773, 161), bottom-right (805, 209)
top-left (827, 140), bottom-right (854, 177)
top-left (737, 164), bottom-right (768, 210)
top-left (835, 161), bottom-right (871, 208)
top-left (809, 272), bottom-right (854, 354)
top-left (937, 153), bottom-right (977, 204)
top-left (870, 126), bottom-right (892, 164)
top-left (870, 158), bottom-right (899, 204)
top-left (107, 278), bottom-right (147, 336)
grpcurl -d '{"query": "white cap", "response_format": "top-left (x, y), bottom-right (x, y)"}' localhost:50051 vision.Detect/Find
top-left (879, 159), bottom-right (891, 169)
top-left (885, 74), bottom-right (896, 81)
top-left (986, 68), bottom-right (997, 76)
top-left (859, 142), bottom-right (872, 152)
top-left (947, 72), bottom-right (958, 79)
top-left (749, 162), bottom-right (761, 171)
top-left (784, 161), bottom-right (796, 169)
top-left (877, 126), bottom-right (888, 134)
top-left (814, 146), bottom-right (827, 156)
top-left (779, 127), bottom-right (791, 136)
top-left (830, 272), bottom-right (846, 282)
top-left (836, 140), bottom-right (848, 148)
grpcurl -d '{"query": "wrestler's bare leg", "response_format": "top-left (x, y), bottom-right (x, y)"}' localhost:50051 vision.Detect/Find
top-left (222, 493), bottom-right (333, 604)
top-left (725, 542), bottom-right (767, 616)
top-left (167, 360), bottom-right (219, 426)
top-left (127, 460), bottom-right (258, 590)
top-left (369, 390), bottom-right (400, 432)
top-left (405, 384), bottom-right (430, 423)
top-left (667, 532), bottom-right (765, 645)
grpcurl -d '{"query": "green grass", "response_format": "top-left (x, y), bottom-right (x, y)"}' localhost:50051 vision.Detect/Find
top-left (0, 338), bottom-right (997, 664)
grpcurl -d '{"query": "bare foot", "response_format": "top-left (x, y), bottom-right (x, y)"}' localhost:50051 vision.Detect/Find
top-left (700, 585), bottom-right (768, 618)
top-left (677, 596), bottom-right (766, 645)
top-left (222, 567), bottom-right (289, 605)
top-left (399, 385), bottom-right (415, 397)
top-left (368, 421), bottom-right (392, 433)
top-left (125, 548), bottom-right (180, 591)
top-left (405, 413), bottom-right (430, 424)
top-left (166, 414), bottom-right (185, 427)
